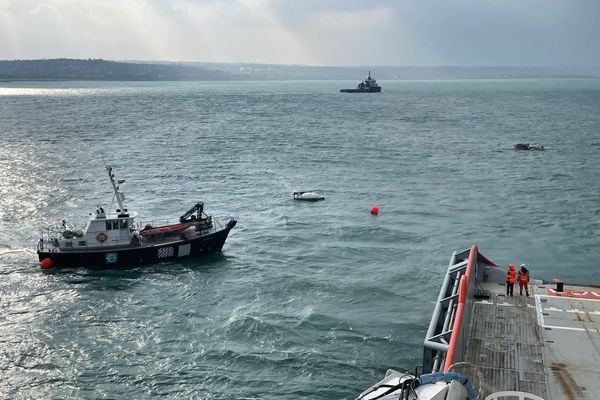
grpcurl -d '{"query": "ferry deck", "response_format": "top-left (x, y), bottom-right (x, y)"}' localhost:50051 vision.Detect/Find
top-left (423, 245), bottom-right (600, 399)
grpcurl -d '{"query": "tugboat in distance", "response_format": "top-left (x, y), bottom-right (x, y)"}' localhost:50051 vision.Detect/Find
top-left (37, 165), bottom-right (236, 268)
top-left (340, 70), bottom-right (382, 93)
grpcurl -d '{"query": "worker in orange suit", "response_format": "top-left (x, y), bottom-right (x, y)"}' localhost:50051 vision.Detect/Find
top-left (506, 263), bottom-right (516, 296)
top-left (518, 264), bottom-right (530, 297)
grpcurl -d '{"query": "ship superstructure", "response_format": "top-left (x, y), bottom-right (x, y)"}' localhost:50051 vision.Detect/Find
top-left (340, 71), bottom-right (382, 93)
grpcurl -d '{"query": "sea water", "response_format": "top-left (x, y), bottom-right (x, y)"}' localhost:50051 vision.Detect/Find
top-left (0, 79), bottom-right (599, 399)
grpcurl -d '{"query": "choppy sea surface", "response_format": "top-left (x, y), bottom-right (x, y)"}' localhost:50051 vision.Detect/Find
top-left (0, 79), bottom-right (599, 399)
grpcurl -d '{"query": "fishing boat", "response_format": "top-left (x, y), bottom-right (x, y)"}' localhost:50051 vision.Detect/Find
top-left (37, 165), bottom-right (236, 268)
top-left (340, 71), bottom-right (382, 93)
top-left (357, 245), bottom-right (600, 399)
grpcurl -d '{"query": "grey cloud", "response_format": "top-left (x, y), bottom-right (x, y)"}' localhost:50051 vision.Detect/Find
top-left (0, 0), bottom-right (598, 65)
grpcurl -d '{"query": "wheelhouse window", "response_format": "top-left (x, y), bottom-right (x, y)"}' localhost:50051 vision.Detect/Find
top-left (119, 219), bottom-right (128, 229)
top-left (105, 220), bottom-right (122, 230)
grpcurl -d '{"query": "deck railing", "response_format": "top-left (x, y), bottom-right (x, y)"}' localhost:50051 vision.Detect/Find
top-left (423, 245), bottom-right (497, 373)
top-left (39, 234), bottom-right (140, 252)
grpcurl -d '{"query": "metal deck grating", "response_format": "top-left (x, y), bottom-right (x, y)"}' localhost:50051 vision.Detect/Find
top-left (463, 282), bottom-right (548, 399)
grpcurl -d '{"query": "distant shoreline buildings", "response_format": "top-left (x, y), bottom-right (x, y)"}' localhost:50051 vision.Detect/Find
top-left (1, 58), bottom-right (598, 81)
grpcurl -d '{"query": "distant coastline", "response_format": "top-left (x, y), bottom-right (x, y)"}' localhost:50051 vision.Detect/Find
top-left (0, 59), bottom-right (233, 81)
top-left (1, 58), bottom-right (599, 81)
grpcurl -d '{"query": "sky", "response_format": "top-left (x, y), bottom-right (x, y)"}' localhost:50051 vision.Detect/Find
top-left (0, 0), bottom-right (599, 66)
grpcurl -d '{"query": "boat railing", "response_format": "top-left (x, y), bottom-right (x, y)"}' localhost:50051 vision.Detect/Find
top-left (423, 245), bottom-right (497, 373)
top-left (212, 216), bottom-right (223, 230)
top-left (39, 227), bottom-right (62, 250)
top-left (39, 234), bottom-right (142, 252)
top-left (213, 215), bottom-right (235, 231)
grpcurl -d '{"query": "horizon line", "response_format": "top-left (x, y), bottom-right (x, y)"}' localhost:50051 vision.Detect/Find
top-left (1, 58), bottom-right (599, 69)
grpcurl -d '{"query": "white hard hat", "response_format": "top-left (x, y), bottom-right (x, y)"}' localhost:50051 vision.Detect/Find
top-left (520, 264), bottom-right (526, 268)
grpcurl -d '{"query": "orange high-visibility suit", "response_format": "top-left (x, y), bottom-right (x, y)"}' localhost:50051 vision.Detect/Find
top-left (506, 264), bottom-right (516, 296)
top-left (518, 265), bottom-right (530, 296)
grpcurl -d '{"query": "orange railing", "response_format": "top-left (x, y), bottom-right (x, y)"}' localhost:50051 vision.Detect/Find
top-left (423, 244), bottom-right (498, 373)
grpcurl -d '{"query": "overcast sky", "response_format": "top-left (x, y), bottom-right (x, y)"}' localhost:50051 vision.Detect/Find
top-left (1, 0), bottom-right (599, 66)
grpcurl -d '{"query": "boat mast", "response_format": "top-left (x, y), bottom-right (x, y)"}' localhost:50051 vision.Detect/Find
top-left (105, 165), bottom-right (127, 216)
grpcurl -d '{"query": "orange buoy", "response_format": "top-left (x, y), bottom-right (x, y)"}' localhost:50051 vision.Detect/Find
top-left (370, 206), bottom-right (379, 215)
top-left (40, 258), bottom-right (52, 269)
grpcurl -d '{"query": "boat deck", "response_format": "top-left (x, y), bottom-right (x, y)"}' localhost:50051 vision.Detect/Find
top-left (465, 281), bottom-right (600, 399)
